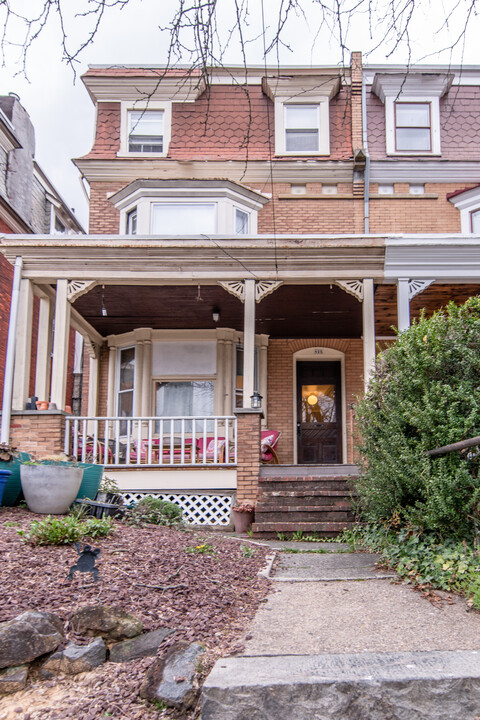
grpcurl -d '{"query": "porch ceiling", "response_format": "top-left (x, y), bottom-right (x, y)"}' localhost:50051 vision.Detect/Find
top-left (73, 284), bottom-right (363, 338)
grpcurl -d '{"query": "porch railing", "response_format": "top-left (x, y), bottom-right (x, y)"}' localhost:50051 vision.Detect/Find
top-left (65, 416), bottom-right (237, 467)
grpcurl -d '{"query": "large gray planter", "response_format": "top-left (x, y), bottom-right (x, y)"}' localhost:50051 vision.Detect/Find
top-left (20, 464), bottom-right (84, 514)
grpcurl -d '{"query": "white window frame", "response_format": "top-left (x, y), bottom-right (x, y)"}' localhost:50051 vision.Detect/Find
top-left (448, 187), bottom-right (480, 233)
top-left (119, 101), bottom-right (172, 157)
top-left (116, 345), bottom-right (136, 419)
top-left (385, 95), bottom-right (441, 156)
top-left (274, 97), bottom-right (330, 156)
top-left (151, 201), bottom-right (217, 235)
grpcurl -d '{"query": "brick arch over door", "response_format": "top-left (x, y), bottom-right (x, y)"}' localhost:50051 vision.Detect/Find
top-left (266, 338), bottom-right (364, 464)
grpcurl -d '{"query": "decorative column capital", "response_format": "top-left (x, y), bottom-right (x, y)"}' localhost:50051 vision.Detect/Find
top-left (218, 280), bottom-right (283, 303)
top-left (335, 280), bottom-right (364, 302)
top-left (67, 281), bottom-right (96, 302)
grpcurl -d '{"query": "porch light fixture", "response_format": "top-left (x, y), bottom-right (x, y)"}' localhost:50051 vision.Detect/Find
top-left (101, 285), bottom-right (107, 317)
top-left (307, 393), bottom-right (318, 406)
top-left (212, 307), bottom-right (220, 323)
top-left (250, 391), bottom-right (262, 409)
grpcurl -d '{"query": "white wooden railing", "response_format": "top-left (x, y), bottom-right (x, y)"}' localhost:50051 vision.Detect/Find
top-left (65, 416), bottom-right (237, 467)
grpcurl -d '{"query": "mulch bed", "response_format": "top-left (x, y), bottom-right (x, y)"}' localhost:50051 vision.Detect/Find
top-left (0, 508), bottom-right (271, 720)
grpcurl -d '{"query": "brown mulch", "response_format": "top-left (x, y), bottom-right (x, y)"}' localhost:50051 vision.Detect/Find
top-left (0, 508), bottom-right (271, 720)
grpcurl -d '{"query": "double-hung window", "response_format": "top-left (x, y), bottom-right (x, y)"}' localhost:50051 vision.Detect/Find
top-left (284, 105), bottom-right (320, 153)
top-left (394, 102), bottom-right (431, 152)
top-left (128, 110), bottom-right (164, 153)
top-left (234, 208), bottom-right (249, 235)
top-left (471, 210), bottom-right (480, 233)
top-left (151, 203), bottom-right (216, 235)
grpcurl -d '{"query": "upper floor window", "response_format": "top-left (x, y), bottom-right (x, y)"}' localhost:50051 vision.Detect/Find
top-left (151, 202), bottom-right (216, 234)
top-left (471, 209), bottom-right (480, 233)
top-left (285, 105), bottom-right (319, 152)
top-left (395, 103), bottom-right (431, 152)
top-left (128, 110), bottom-right (164, 153)
top-left (234, 208), bottom-right (249, 235)
top-left (119, 101), bottom-right (172, 157)
top-left (126, 208), bottom-right (137, 235)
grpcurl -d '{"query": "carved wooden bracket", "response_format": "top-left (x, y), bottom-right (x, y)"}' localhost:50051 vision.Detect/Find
top-left (218, 280), bottom-right (283, 303)
top-left (335, 280), bottom-right (364, 302)
top-left (67, 281), bottom-right (96, 302)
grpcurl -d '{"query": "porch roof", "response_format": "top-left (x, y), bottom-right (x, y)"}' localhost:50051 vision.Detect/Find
top-left (0, 234), bottom-right (385, 283)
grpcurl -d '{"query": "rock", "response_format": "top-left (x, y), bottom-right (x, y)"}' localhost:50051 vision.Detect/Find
top-left (110, 628), bottom-right (174, 663)
top-left (140, 641), bottom-right (205, 709)
top-left (41, 638), bottom-right (107, 676)
top-left (0, 666), bottom-right (28, 694)
top-left (0, 611), bottom-right (63, 669)
top-left (70, 605), bottom-right (143, 641)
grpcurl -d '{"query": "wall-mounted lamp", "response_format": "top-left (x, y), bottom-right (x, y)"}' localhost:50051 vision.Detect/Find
top-left (250, 391), bottom-right (263, 409)
top-left (212, 307), bottom-right (220, 323)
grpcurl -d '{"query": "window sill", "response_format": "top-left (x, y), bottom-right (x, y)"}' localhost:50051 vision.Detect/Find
top-left (278, 194), bottom-right (354, 200)
top-left (370, 193), bottom-right (438, 200)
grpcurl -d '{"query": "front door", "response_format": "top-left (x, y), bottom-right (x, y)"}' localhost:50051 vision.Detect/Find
top-left (296, 361), bottom-right (342, 464)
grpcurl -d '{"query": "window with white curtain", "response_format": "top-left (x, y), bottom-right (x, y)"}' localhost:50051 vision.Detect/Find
top-left (151, 203), bottom-right (216, 234)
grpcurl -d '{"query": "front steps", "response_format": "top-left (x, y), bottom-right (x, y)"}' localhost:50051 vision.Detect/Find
top-left (252, 464), bottom-right (359, 538)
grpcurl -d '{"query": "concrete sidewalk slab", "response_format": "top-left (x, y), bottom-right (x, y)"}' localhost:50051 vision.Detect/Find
top-left (202, 650), bottom-right (480, 720)
top-left (271, 551), bottom-right (395, 581)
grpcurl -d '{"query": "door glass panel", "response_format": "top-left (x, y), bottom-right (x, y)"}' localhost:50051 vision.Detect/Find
top-left (301, 384), bottom-right (336, 423)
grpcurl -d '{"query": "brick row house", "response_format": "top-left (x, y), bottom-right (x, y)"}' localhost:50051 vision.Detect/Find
top-left (0, 94), bottom-right (84, 411)
top-left (1, 53), bottom-right (480, 532)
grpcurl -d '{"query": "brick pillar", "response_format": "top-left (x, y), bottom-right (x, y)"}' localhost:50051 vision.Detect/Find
top-left (8, 411), bottom-right (66, 458)
top-left (350, 51), bottom-right (363, 152)
top-left (234, 409), bottom-right (263, 504)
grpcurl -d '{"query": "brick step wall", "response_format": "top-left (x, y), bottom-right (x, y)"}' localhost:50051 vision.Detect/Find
top-left (253, 471), bottom-right (358, 538)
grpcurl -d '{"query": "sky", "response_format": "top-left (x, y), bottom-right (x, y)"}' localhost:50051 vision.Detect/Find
top-left (0, 0), bottom-right (479, 230)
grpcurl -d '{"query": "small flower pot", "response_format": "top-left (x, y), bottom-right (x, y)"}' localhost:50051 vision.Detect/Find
top-left (232, 508), bottom-right (254, 533)
top-left (36, 401), bottom-right (49, 411)
top-left (0, 470), bottom-right (12, 505)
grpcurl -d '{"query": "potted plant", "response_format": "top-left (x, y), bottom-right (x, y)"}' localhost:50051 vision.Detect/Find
top-left (231, 502), bottom-right (255, 533)
top-left (0, 443), bottom-right (31, 507)
top-left (20, 455), bottom-right (84, 514)
top-left (96, 475), bottom-right (122, 504)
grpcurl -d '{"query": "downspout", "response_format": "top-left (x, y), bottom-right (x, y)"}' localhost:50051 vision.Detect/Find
top-left (1, 256), bottom-right (23, 444)
top-left (362, 71), bottom-right (370, 234)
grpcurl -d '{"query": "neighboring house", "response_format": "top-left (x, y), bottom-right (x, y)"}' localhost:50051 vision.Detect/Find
top-left (0, 94), bottom-right (84, 407)
top-left (1, 54), bottom-right (480, 531)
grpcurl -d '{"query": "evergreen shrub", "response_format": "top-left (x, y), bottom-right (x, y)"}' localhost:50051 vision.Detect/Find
top-left (355, 297), bottom-right (480, 539)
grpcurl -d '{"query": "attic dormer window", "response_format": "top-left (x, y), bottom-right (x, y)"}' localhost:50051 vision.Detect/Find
top-left (128, 110), bottom-right (164, 153)
top-left (395, 102), bottom-right (431, 152)
top-left (285, 105), bottom-right (320, 152)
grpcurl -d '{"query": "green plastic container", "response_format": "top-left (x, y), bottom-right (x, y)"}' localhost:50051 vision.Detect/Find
top-left (39, 460), bottom-right (104, 501)
top-left (0, 452), bottom-right (31, 506)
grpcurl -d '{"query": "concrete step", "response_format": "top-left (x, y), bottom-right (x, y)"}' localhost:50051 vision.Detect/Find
top-left (258, 479), bottom-right (355, 492)
top-left (263, 488), bottom-right (356, 498)
top-left (256, 500), bottom-right (353, 511)
top-left (202, 650), bottom-right (480, 720)
top-left (251, 521), bottom-right (354, 537)
top-left (255, 508), bottom-right (354, 523)
top-left (260, 464), bottom-right (360, 478)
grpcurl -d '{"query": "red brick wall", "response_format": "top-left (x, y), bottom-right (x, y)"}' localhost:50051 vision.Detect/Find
top-left (89, 182), bottom-right (123, 234)
top-left (267, 339), bottom-right (364, 464)
top-left (369, 183), bottom-right (461, 233)
top-left (235, 410), bottom-right (262, 503)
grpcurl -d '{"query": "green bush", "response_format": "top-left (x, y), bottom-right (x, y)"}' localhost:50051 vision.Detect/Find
top-left (18, 515), bottom-right (115, 545)
top-left (355, 297), bottom-right (480, 539)
top-left (125, 496), bottom-right (183, 527)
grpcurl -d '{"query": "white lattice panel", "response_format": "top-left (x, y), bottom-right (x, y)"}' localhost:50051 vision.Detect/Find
top-left (120, 492), bottom-right (232, 526)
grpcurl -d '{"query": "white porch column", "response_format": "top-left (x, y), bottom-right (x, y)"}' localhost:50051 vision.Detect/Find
top-left (51, 279), bottom-right (71, 410)
top-left (215, 335), bottom-right (226, 415)
top-left (243, 279), bottom-right (256, 407)
top-left (259, 335), bottom-right (268, 424)
top-left (12, 279), bottom-right (34, 410)
top-left (141, 339), bottom-right (152, 416)
top-left (397, 278), bottom-right (410, 332)
top-left (34, 296), bottom-right (53, 402)
top-left (87, 355), bottom-right (99, 418)
top-left (224, 337), bottom-right (234, 415)
top-left (362, 278), bottom-right (376, 388)
top-left (107, 345), bottom-right (116, 416)
top-left (134, 341), bottom-right (144, 416)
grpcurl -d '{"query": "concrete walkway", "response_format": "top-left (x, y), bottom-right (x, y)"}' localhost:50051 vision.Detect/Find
top-left (202, 540), bottom-right (480, 720)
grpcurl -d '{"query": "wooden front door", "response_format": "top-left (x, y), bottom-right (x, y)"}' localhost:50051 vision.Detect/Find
top-left (296, 361), bottom-right (343, 464)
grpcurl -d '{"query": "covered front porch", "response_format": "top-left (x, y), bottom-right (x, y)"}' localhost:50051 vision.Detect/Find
top-left (2, 233), bottom-right (477, 527)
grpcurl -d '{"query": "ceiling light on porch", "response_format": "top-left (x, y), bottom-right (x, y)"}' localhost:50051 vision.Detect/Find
top-left (101, 285), bottom-right (107, 317)
top-left (212, 307), bottom-right (220, 323)
top-left (307, 393), bottom-right (318, 406)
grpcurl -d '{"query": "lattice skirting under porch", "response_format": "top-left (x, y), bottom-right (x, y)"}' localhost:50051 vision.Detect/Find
top-left (119, 492), bottom-right (233, 526)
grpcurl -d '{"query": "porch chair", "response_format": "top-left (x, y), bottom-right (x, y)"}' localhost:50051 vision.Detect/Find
top-left (197, 436), bottom-right (227, 463)
top-left (75, 436), bottom-right (112, 464)
top-left (261, 430), bottom-right (281, 464)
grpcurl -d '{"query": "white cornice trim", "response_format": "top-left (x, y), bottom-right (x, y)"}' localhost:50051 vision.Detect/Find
top-left (372, 73), bottom-right (453, 103)
top-left (385, 235), bottom-right (480, 281)
top-left (73, 158), bottom-right (354, 184)
top-left (370, 161), bottom-right (480, 183)
top-left (262, 75), bottom-right (341, 102)
top-left (82, 75), bottom-right (206, 104)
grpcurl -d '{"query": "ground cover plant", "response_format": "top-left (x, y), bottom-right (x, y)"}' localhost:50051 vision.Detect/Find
top-left (0, 507), bottom-right (269, 720)
top-left (355, 297), bottom-right (480, 540)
